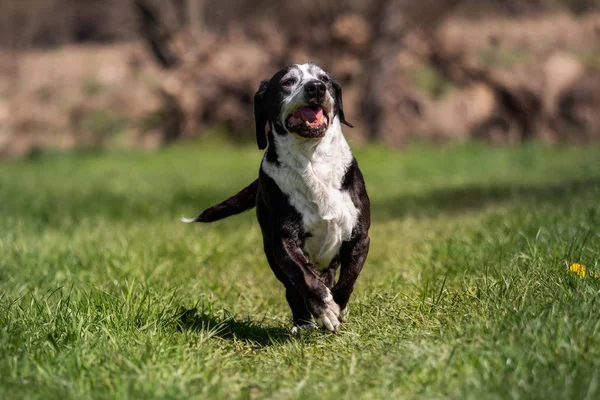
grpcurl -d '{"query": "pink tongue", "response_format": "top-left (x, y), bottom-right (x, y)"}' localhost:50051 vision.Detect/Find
top-left (293, 107), bottom-right (323, 123)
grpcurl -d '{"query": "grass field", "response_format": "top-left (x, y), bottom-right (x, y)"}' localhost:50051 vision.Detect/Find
top-left (2, 141), bottom-right (600, 399)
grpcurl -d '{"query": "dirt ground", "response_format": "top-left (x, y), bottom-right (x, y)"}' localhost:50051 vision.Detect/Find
top-left (1, 11), bottom-right (600, 156)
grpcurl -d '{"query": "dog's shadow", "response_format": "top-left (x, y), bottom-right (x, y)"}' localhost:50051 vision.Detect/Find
top-left (175, 307), bottom-right (293, 347)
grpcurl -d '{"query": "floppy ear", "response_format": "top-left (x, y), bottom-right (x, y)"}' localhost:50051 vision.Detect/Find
top-left (330, 74), bottom-right (353, 128)
top-left (254, 79), bottom-right (270, 150)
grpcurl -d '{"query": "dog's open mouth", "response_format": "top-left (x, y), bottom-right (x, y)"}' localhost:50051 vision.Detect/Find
top-left (286, 106), bottom-right (329, 138)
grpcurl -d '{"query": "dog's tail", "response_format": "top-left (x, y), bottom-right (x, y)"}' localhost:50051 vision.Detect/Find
top-left (181, 179), bottom-right (259, 223)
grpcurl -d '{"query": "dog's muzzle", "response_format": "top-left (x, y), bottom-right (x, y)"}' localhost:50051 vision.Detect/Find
top-left (305, 80), bottom-right (326, 102)
top-left (285, 80), bottom-right (330, 139)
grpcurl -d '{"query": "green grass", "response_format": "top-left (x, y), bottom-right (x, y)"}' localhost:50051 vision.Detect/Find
top-left (2, 141), bottom-right (600, 399)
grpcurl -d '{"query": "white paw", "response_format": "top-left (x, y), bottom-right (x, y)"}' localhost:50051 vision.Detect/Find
top-left (291, 322), bottom-right (316, 335)
top-left (315, 311), bottom-right (340, 332)
top-left (314, 295), bottom-right (341, 332)
top-left (339, 306), bottom-right (349, 322)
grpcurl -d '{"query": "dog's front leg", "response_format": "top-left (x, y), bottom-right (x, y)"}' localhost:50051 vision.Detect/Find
top-left (273, 235), bottom-right (342, 332)
top-left (332, 234), bottom-right (370, 322)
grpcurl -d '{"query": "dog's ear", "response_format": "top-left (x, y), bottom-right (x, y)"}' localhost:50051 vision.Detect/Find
top-left (329, 74), bottom-right (353, 128)
top-left (254, 79), bottom-right (270, 150)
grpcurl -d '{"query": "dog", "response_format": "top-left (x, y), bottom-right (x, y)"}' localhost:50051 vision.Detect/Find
top-left (183, 63), bottom-right (370, 333)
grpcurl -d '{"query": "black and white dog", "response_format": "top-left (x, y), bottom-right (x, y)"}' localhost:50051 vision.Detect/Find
top-left (183, 63), bottom-right (370, 333)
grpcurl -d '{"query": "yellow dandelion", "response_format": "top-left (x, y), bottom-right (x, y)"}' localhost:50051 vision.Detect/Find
top-left (569, 263), bottom-right (587, 279)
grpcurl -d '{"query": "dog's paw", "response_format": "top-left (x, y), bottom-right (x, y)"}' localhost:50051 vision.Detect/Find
top-left (339, 306), bottom-right (349, 323)
top-left (291, 323), bottom-right (316, 335)
top-left (313, 295), bottom-right (341, 333)
top-left (315, 310), bottom-right (340, 332)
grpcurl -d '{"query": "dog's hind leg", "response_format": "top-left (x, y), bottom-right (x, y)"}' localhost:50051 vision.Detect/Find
top-left (319, 265), bottom-right (338, 289)
top-left (264, 249), bottom-right (314, 330)
top-left (285, 285), bottom-right (314, 331)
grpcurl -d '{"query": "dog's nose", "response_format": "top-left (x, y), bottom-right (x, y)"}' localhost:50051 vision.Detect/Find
top-left (305, 80), bottom-right (326, 98)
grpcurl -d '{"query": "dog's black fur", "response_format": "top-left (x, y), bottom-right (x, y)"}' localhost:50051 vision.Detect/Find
top-left (185, 64), bottom-right (370, 332)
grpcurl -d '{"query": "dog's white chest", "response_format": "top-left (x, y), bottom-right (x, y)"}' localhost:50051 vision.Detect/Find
top-left (301, 186), bottom-right (357, 268)
top-left (262, 126), bottom-right (358, 269)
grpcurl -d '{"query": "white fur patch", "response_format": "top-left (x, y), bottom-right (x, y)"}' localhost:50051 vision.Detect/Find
top-left (291, 323), bottom-right (316, 335)
top-left (339, 306), bottom-right (349, 322)
top-left (261, 117), bottom-right (358, 269)
top-left (314, 294), bottom-right (341, 332)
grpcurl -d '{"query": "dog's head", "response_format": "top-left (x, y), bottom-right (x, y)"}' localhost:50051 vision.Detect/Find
top-left (254, 63), bottom-right (353, 150)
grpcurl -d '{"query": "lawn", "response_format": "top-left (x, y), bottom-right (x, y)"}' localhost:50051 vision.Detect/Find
top-left (1, 141), bottom-right (600, 399)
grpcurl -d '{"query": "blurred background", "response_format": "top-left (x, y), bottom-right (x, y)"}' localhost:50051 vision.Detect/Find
top-left (1, 0), bottom-right (600, 157)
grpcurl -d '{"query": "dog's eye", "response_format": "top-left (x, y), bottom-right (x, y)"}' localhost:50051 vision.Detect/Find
top-left (320, 75), bottom-right (330, 83)
top-left (282, 78), bottom-right (297, 88)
